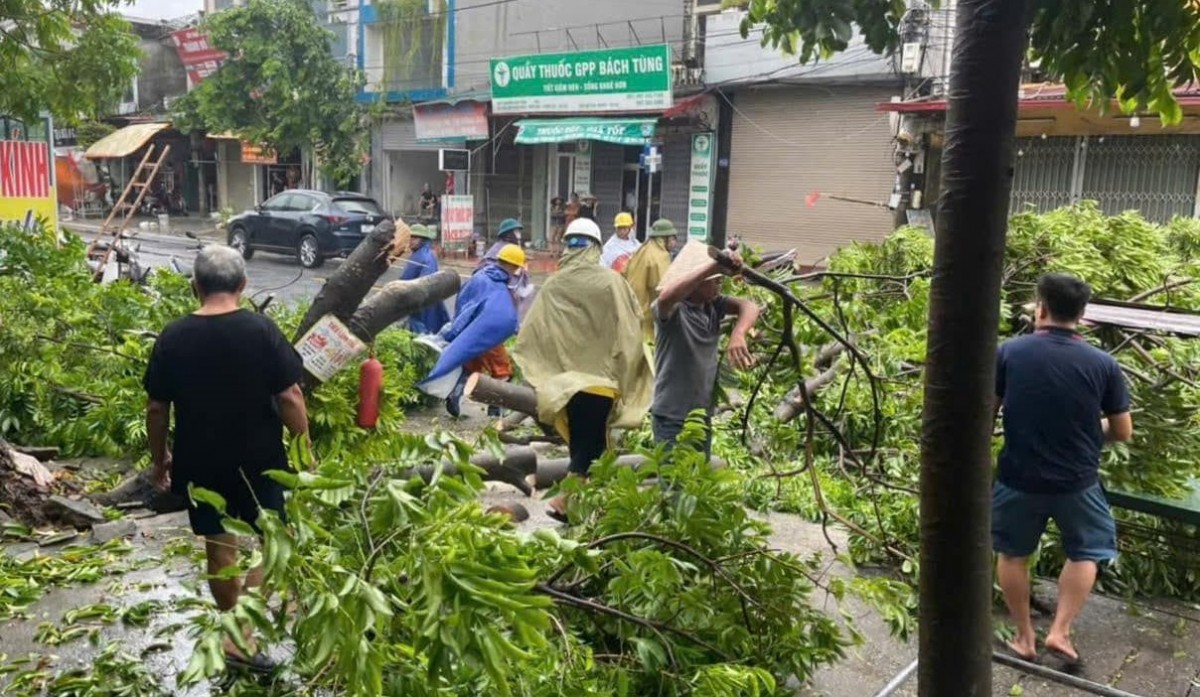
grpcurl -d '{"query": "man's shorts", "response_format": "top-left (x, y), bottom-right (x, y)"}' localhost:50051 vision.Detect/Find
top-left (185, 468), bottom-right (287, 538)
top-left (991, 481), bottom-right (1117, 563)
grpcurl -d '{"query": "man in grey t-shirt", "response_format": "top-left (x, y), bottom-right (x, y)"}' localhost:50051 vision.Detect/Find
top-left (651, 243), bottom-right (759, 458)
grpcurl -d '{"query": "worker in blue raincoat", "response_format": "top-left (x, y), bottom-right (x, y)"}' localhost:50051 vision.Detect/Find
top-left (420, 244), bottom-right (527, 417)
top-left (477, 217), bottom-right (536, 321)
top-left (401, 224), bottom-right (451, 335)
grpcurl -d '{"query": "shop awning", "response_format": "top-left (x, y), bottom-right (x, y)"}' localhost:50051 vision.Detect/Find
top-left (85, 122), bottom-right (172, 159)
top-left (513, 118), bottom-right (657, 146)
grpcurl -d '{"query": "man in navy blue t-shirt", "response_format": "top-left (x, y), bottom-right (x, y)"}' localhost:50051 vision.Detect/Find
top-left (993, 273), bottom-right (1133, 666)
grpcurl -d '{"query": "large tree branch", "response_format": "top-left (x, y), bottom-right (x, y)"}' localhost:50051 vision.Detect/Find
top-left (345, 271), bottom-right (460, 343)
top-left (292, 220), bottom-right (411, 342)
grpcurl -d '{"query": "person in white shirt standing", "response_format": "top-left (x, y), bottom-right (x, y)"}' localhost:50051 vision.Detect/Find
top-left (601, 211), bottom-right (641, 272)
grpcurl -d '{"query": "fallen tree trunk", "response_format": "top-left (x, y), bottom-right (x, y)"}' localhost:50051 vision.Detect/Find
top-left (346, 271), bottom-right (460, 342)
top-left (404, 446), bottom-right (540, 496)
top-left (466, 374), bottom-right (538, 417)
top-left (292, 220), bottom-right (412, 342)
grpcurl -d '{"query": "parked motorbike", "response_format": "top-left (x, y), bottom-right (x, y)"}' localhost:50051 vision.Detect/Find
top-left (89, 234), bottom-right (151, 285)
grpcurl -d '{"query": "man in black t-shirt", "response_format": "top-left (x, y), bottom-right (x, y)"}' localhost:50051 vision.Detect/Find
top-left (144, 244), bottom-right (309, 672)
top-left (993, 273), bottom-right (1133, 666)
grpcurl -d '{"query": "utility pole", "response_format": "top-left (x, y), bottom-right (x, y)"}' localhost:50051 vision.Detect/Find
top-left (710, 92), bottom-right (734, 248)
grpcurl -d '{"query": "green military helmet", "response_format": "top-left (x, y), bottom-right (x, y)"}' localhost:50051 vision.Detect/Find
top-left (648, 219), bottom-right (677, 238)
top-left (410, 223), bottom-right (437, 240)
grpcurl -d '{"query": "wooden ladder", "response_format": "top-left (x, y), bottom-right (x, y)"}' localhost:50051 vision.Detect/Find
top-left (87, 144), bottom-right (171, 280)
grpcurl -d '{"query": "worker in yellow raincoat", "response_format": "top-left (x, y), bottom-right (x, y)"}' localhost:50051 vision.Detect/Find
top-left (622, 219), bottom-right (679, 342)
top-left (512, 217), bottom-right (653, 522)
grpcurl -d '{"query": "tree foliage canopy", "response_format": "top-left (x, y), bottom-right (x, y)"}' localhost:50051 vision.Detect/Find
top-left (0, 0), bottom-right (141, 123)
top-left (739, 0), bottom-right (1200, 121)
top-left (173, 0), bottom-right (370, 186)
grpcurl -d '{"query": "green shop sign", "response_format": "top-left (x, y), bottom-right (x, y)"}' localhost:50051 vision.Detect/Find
top-left (514, 118), bottom-right (657, 146)
top-left (491, 45), bottom-right (673, 114)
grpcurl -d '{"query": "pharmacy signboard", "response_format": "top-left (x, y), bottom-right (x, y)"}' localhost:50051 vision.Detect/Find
top-left (686, 132), bottom-right (715, 241)
top-left (490, 45), bottom-right (672, 114)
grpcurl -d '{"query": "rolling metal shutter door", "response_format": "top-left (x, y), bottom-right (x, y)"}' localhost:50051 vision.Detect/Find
top-left (380, 119), bottom-right (463, 151)
top-left (726, 85), bottom-right (899, 265)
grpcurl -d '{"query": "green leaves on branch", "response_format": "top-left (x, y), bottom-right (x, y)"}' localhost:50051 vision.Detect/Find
top-left (744, 0), bottom-right (1200, 123)
top-left (172, 0), bottom-right (372, 187)
top-left (730, 202), bottom-right (1200, 599)
top-left (0, 0), bottom-right (141, 122)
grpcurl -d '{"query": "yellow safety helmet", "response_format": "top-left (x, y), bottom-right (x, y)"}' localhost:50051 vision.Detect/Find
top-left (497, 243), bottom-right (527, 269)
top-left (614, 212), bottom-right (634, 228)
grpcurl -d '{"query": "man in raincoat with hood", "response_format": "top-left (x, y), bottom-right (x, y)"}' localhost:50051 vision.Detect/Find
top-left (400, 224), bottom-right (451, 335)
top-left (513, 218), bottom-right (652, 522)
top-left (418, 244), bottom-right (526, 417)
top-left (623, 218), bottom-right (679, 342)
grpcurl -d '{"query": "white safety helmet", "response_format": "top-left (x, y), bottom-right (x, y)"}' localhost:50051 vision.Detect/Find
top-left (564, 217), bottom-right (602, 245)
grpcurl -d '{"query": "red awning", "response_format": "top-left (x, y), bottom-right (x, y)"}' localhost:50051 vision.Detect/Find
top-left (877, 82), bottom-right (1200, 113)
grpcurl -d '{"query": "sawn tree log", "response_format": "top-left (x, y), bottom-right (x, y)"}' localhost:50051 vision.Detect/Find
top-left (465, 374), bottom-right (539, 417)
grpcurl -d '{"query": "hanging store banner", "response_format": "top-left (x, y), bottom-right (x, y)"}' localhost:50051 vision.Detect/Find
top-left (441, 195), bottom-right (474, 245)
top-left (514, 118), bottom-right (657, 146)
top-left (0, 139), bottom-right (58, 232)
top-left (414, 101), bottom-right (490, 142)
top-left (490, 45), bottom-right (673, 114)
top-left (171, 28), bottom-right (227, 90)
top-left (686, 132), bottom-right (715, 241)
top-left (295, 315), bottom-right (367, 382)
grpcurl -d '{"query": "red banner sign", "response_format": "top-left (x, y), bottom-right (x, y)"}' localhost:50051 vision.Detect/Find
top-left (171, 28), bottom-right (227, 89)
top-left (0, 141), bottom-right (51, 198)
top-left (414, 101), bottom-right (490, 142)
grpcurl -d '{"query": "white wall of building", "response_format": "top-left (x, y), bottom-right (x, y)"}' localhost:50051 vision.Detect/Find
top-left (704, 10), bottom-right (895, 86)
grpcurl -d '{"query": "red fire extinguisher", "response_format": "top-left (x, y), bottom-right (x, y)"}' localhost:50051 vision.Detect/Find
top-left (357, 352), bottom-right (383, 429)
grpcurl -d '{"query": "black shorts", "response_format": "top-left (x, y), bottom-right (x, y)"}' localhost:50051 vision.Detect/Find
top-left (185, 467), bottom-right (287, 537)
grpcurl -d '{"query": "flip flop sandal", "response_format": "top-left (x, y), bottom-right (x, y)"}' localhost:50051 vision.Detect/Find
top-left (225, 652), bottom-right (278, 675)
top-left (1001, 642), bottom-right (1038, 663)
top-left (1046, 646), bottom-right (1082, 669)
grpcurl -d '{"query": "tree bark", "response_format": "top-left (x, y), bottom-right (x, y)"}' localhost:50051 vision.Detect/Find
top-left (404, 446), bottom-right (539, 496)
top-left (345, 271), bottom-right (460, 343)
top-left (292, 219), bottom-right (412, 342)
top-left (465, 374), bottom-right (539, 417)
top-left (918, 2), bottom-right (1031, 695)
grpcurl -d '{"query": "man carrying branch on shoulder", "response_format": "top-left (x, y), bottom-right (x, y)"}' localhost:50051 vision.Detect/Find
top-left (144, 245), bottom-right (310, 674)
top-left (993, 273), bottom-right (1132, 668)
top-left (651, 240), bottom-right (760, 459)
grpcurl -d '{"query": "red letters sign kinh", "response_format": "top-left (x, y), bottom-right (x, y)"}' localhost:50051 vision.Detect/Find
top-left (0, 141), bottom-right (51, 199)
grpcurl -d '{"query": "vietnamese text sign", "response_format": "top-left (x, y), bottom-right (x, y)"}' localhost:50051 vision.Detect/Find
top-left (0, 140), bottom-right (58, 231)
top-left (441, 195), bottom-right (474, 245)
top-left (170, 28), bottom-right (227, 90)
top-left (241, 142), bottom-right (278, 165)
top-left (573, 141), bottom-right (592, 199)
top-left (295, 315), bottom-right (367, 382)
top-left (414, 101), bottom-right (489, 141)
top-left (515, 118), bottom-right (657, 146)
top-left (686, 133), bottom-right (715, 241)
top-left (491, 45), bottom-right (673, 114)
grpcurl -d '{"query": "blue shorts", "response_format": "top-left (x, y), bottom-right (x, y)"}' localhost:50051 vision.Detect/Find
top-left (991, 482), bottom-right (1117, 563)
